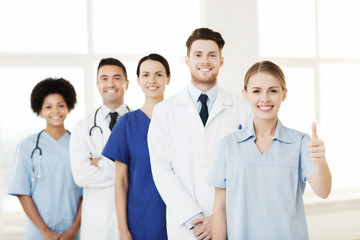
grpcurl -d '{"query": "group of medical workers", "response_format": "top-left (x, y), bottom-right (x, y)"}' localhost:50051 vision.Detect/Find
top-left (8, 27), bottom-right (332, 240)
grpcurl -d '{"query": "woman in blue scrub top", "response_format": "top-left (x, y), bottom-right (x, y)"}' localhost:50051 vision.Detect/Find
top-left (102, 54), bottom-right (170, 240)
top-left (208, 61), bottom-right (332, 240)
top-left (8, 78), bottom-right (82, 240)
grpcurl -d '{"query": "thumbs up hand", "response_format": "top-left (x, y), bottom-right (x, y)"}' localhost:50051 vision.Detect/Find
top-left (307, 122), bottom-right (326, 164)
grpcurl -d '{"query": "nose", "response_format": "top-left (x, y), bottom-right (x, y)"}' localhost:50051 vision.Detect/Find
top-left (261, 92), bottom-right (270, 102)
top-left (149, 74), bottom-right (156, 83)
top-left (201, 55), bottom-right (210, 65)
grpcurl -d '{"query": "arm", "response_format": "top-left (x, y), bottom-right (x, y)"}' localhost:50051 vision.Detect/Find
top-left (60, 200), bottom-right (82, 240)
top-left (115, 161), bottom-right (133, 240)
top-left (18, 195), bottom-right (61, 240)
top-left (212, 188), bottom-right (227, 240)
top-left (308, 123), bottom-right (332, 199)
top-left (148, 105), bottom-right (202, 226)
top-left (70, 121), bottom-right (115, 188)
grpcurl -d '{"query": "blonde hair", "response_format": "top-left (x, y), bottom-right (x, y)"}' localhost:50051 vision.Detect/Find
top-left (244, 61), bottom-right (286, 91)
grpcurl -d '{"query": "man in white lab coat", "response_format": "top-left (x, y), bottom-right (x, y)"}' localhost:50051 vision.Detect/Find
top-left (148, 28), bottom-right (252, 240)
top-left (70, 58), bottom-right (130, 240)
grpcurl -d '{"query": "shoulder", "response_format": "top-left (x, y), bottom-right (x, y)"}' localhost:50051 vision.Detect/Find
top-left (219, 88), bottom-right (249, 107)
top-left (280, 124), bottom-right (310, 143)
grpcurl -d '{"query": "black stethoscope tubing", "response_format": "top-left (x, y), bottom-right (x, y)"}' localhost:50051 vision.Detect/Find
top-left (89, 105), bottom-right (130, 136)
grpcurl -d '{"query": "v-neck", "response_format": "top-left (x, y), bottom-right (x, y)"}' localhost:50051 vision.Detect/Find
top-left (138, 109), bottom-right (151, 122)
top-left (43, 130), bottom-right (69, 144)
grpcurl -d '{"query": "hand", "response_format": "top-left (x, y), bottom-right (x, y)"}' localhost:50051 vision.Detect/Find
top-left (42, 228), bottom-right (61, 240)
top-left (59, 228), bottom-right (78, 240)
top-left (307, 123), bottom-right (326, 164)
top-left (119, 230), bottom-right (133, 240)
top-left (91, 157), bottom-right (102, 167)
top-left (191, 216), bottom-right (212, 240)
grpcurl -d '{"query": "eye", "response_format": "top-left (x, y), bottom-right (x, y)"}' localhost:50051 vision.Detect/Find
top-left (252, 90), bottom-right (260, 94)
top-left (269, 89), bottom-right (278, 94)
top-left (210, 54), bottom-right (216, 58)
top-left (157, 73), bottom-right (163, 77)
top-left (142, 73), bottom-right (149, 77)
top-left (59, 104), bottom-right (65, 108)
top-left (101, 77), bottom-right (107, 81)
top-left (46, 106), bottom-right (51, 109)
top-left (195, 53), bottom-right (201, 57)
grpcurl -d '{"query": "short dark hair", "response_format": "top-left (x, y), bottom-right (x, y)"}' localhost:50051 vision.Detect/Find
top-left (30, 78), bottom-right (77, 115)
top-left (136, 53), bottom-right (171, 77)
top-left (97, 57), bottom-right (128, 79)
top-left (185, 28), bottom-right (225, 56)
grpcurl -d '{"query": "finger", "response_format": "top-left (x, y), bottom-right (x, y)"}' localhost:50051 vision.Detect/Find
top-left (311, 122), bottom-right (318, 141)
top-left (191, 216), bottom-right (203, 225)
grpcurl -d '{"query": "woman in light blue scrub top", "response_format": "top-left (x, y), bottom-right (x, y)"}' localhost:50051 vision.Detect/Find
top-left (102, 54), bottom-right (170, 240)
top-left (208, 61), bottom-right (332, 240)
top-left (8, 78), bottom-right (82, 240)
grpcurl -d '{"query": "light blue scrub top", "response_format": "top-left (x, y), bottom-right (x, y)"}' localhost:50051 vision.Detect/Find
top-left (207, 120), bottom-right (315, 240)
top-left (8, 131), bottom-right (82, 240)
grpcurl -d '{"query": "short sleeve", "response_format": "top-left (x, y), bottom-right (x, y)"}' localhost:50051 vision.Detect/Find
top-left (300, 134), bottom-right (316, 184)
top-left (8, 142), bottom-right (32, 196)
top-left (206, 139), bottom-right (228, 189)
top-left (102, 114), bottom-right (130, 165)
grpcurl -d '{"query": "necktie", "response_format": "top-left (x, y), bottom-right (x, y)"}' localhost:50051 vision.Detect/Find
top-left (199, 94), bottom-right (209, 126)
top-left (109, 112), bottom-right (118, 131)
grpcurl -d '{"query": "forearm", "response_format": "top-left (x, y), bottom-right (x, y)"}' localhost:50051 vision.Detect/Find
top-left (115, 162), bottom-right (131, 235)
top-left (212, 188), bottom-right (227, 240)
top-left (309, 159), bottom-right (332, 199)
top-left (18, 195), bottom-right (50, 234)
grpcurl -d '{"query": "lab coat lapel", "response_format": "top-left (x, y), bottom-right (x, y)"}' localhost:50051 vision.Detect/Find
top-left (207, 89), bottom-right (231, 126)
top-left (176, 88), bottom-right (204, 126)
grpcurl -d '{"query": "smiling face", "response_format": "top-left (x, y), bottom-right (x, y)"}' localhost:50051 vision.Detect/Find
top-left (243, 72), bottom-right (287, 122)
top-left (185, 40), bottom-right (224, 90)
top-left (138, 60), bottom-right (170, 100)
top-left (39, 93), bottom-right (69, 128)
top-left (97, 65), bottom-right (129, 109)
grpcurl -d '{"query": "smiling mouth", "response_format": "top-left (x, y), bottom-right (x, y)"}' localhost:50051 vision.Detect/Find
top-left (106, 89), bottom-right (117, 94)
top-left (50, 116), bottom-right (61, 120)
top-left (147, 86), bottom-right (159, 91)
top-left (198, 67), bottom-right (212, 72)
top-left (258, 105), bottom-right (273, 111)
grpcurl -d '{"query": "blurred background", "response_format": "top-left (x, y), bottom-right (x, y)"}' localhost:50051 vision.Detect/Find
top-left (0, 0), bottom-right (359, 239)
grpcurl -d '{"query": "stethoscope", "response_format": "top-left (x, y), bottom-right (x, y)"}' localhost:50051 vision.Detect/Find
top-left (30, 129), bottom-right (70, 181)
top-left (89, 105), bottom-right (130, 136)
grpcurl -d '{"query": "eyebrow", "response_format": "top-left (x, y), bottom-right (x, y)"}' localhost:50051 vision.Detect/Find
top-left (100, 74), bottom-right (122, 78)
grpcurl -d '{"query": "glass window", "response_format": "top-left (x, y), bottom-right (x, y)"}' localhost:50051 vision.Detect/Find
top-left (318, 0), bottom-right (360, 58)
top-left (319, 63), bottom-right (360, 189)
top-left (0, 0), bottom-right (87, 54)
top-left (279, 67), bottom-right (315, 133)
top-left (91, 0), bottom-right (200, 56)
top-left (258, 0), bottom-right (316, 57)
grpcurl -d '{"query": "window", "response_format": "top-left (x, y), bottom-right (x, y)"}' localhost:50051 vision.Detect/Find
top-left (258, 0), bottom-right (360, 190)
top-left (0, 0), bottom-right (200, 236)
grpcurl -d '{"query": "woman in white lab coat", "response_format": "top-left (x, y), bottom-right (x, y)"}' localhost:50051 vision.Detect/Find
top-left (8, 78), bottom-right (82, 240)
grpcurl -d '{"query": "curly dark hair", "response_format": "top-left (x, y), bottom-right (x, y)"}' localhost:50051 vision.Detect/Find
top-left (30, 78), bottom-right (77, 115)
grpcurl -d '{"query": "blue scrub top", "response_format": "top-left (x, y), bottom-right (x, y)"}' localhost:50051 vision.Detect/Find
top-left (103, 109), bottom-right (167, 240)
top-left (207, 120), bottom-right (316, 240)
top-left (8, 131), bottom-right (82, 240)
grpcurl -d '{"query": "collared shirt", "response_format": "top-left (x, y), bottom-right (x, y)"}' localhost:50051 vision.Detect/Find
top-left (100, 104), bottom-right (130, 126)
top-left (207, 120), bottom-right (316, 239)
top-left (187, 83), bottom-right (219, 114)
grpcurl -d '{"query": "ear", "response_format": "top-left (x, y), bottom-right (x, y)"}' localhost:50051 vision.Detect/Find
top-left (219, 56), bottom-right (224, 68)
top-left (167, 75), bottom-right (171, 85)
top-left (282, 88), bottom-right (288, 101)
top-left (125, 79), bottom-right (129, 90)
top-left (185, 56), bottom-right (190, 68)
top-left (242, 89), bottom-right (247, 100)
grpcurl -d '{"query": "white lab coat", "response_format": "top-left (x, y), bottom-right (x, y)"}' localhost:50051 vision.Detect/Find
top-left (148, 87), bottom-right (252, 240)
top-left (70, 106), bottom-right (128, 240)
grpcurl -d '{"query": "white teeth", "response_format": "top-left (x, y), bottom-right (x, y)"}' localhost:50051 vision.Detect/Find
top-left (51, 116), bottom-right (60, 120)
top-left (107, 89), bottom-right (116, 94)
top-left (148, 87), bottom-right (158, 90)
top-left (199, 68), bottom-right (211, 72)
top-left (259, 106), bottom-right (272, 110)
